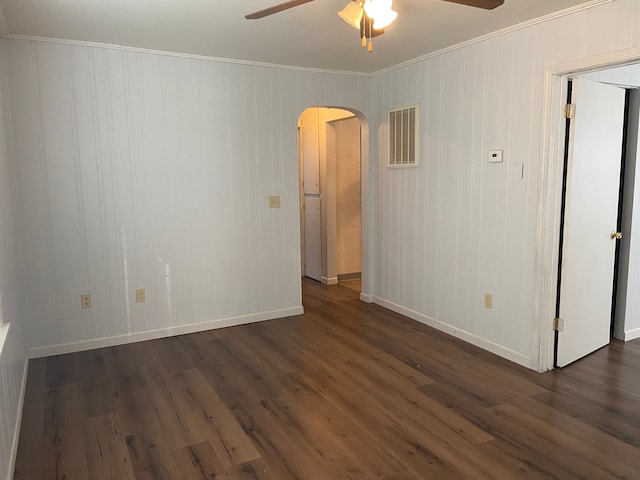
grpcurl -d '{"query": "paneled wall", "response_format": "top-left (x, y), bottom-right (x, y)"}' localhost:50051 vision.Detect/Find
top-left (3, 1), bottom-right (640, 375)
top-left (4, 0), bottom-right (640, 474)
top-left (371, 0), bottom-right (640, 366)
top-left (0, 42), bottom-right (27, 480)
top-left (5, 38), bottom-right (371, 353)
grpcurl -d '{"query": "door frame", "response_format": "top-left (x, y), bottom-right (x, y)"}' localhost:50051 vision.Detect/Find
top-left (298, 125), bottom-right (306, 277)
top-left (297, 106), bottom-right (374, 303)
top-left (534, 47), bottom-right (640, 372)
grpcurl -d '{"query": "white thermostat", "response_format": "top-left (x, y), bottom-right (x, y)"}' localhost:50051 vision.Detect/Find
top-left (488, 150), bottom-right (503, 163)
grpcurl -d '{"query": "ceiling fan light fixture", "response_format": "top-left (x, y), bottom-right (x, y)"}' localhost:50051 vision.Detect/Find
top-left (373, 8), bottom-right (397, 29)
top-left (338, 2), bottom-right (364, 30)
top-left (363, 0), bottom-right (375, 17)
top-left (363, 0), bottom-right (397, 29)
top-left (337, 0), bottom-right (397, 52)
top-left (363, 0), bottom-right (388, 18)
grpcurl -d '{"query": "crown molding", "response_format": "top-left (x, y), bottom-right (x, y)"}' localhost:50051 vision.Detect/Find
top-left (0, 0), bottom-right (617, 78)
top-left (374, 0), bottom-right (617, 75)
top-left (0, 34), bottom-right (373, 77)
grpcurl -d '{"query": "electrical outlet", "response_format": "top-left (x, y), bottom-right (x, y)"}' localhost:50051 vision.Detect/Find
top-left (81, 294), bottom-right (92, 309)
top-left (135, 288), bottom-right (145, 303)
top-left (484, 293), bottom-right (493, 309)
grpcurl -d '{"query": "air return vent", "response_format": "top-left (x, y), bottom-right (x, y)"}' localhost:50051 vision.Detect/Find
top-left (389, 105), bottom-right (418, 167)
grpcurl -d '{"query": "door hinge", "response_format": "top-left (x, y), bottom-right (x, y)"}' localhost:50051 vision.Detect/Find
top-left (564, 104), bottom-right (575, 119)
top-left (553, 317), bottom-right (564, 331)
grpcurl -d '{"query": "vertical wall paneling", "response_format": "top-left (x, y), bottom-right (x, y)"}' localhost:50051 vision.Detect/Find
top-left (0, 40), bottom-right (28, 480)
top-left (3, 0), bottom-right (640, 381)
top-left (6, 39), bottom-right (371, 355)
top-left (372, 0), bottom-right (640, 368)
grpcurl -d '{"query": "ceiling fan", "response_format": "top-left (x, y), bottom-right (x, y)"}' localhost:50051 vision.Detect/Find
top-left (245, 0), bottom-right (505, 20)
top-left (245, 0), bottom-right (505, 51)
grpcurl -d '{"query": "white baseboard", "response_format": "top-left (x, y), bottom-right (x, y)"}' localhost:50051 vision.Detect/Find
top-left (373, 297), bottom-right (532, 369)
top-left (359, 292), bottom-right (374, 303)
top-left (625, 327), bottom-right (640, 341)
top-left (28, 306), bottom-right (304, 359)
top-left (321, 276), bottom-right (339, 285)
top-left (8, 354), bottom-right (29, 480)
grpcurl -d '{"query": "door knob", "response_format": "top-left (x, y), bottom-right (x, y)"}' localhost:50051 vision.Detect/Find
top-left (611, 231), bottom-right (623, 240)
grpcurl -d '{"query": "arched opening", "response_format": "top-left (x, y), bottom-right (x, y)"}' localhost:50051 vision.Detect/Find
top-left (297, 106), bottom-right (372, 300)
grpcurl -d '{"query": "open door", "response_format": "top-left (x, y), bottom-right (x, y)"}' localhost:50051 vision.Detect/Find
top-left (556, 78), bottom-right (626, 367)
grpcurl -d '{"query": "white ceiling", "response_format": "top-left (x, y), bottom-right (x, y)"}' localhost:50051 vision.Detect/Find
top-left (0, 0), bottom-right (599, 73)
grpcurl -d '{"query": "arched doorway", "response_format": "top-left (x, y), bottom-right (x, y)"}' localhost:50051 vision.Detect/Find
top-left (297, 107), bottom-right (371, 298)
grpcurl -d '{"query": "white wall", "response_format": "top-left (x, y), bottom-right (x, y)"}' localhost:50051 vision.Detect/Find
top-left (582, 62), bottom-right (640, 86)
top-left (617, 89), bottom-right (640, 340)
top-left (3, 1), bottom-right (639, 474)
top-left (371, 0), bottom-right (640, 367)
top-left (0, 42), bottom-right (28, 480)
top-left (4, 39), bottom-right (371, 354)
top-left (3, 1), bottom-right (640, 375)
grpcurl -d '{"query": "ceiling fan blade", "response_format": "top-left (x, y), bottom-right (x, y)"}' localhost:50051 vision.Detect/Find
top-left (441, 0), bottom-right (505, 9)
top-left (245, 0), bottom-right (316, 19)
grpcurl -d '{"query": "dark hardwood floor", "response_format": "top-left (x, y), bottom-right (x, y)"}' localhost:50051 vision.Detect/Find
top-left (14, 278), bottom-right (640, 479)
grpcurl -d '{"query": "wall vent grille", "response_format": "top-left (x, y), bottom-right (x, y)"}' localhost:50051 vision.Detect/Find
top-left (389, 105), bottom-right (418, 167)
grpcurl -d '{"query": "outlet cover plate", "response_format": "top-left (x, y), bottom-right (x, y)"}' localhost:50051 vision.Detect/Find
top-left (269, 196), bottom-right (281, 208)
top-left (81, 294), bottom-right (91, 309)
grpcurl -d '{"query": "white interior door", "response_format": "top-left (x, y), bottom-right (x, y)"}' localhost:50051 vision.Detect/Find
top-left (304, 197), bottom-right (322, 281)
top-left (557, 78), bottom-right (626, 367)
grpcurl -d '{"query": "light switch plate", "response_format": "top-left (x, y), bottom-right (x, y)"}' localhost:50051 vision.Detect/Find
top-left (484, 293), bottom-right (493, 309)
top-left (136, 288), bottom-right (145, 303)
top-left (269, 196), bottom-right (281, 208)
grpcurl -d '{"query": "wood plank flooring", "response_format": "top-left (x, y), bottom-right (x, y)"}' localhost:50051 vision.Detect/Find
top-left (14, 278), bottom-right (640, 479)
